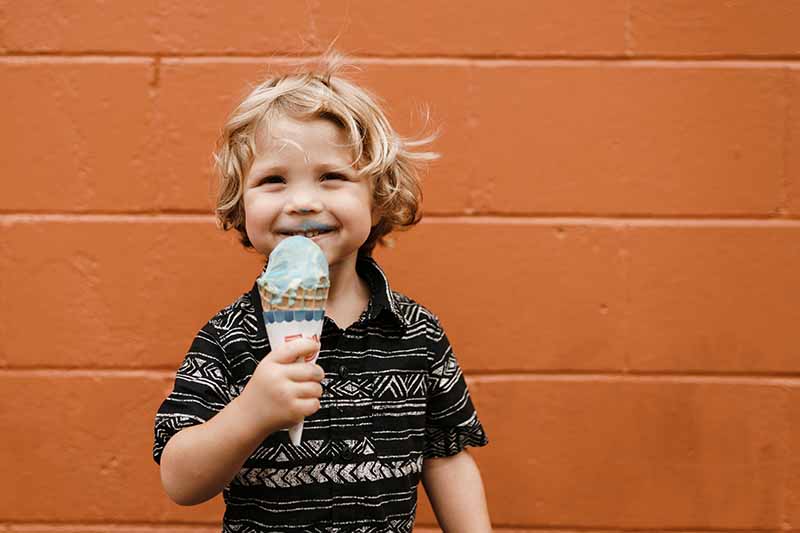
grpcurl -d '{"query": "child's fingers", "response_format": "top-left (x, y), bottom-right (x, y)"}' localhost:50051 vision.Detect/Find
top-left (285, 363), bottom-right (325, 383)
top-left (293, 381), bottom-right (324, 399)
top-left (296, 398), bottom-right (321, 417)
top-left (267, 338), bottom-right (320, 364)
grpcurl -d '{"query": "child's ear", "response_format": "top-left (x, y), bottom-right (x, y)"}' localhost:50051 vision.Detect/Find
top-left (370, 206), bottom-right (381, 227)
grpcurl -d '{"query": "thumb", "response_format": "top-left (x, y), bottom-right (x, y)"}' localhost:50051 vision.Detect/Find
top-left (268, 337), bottom-right (320, 364)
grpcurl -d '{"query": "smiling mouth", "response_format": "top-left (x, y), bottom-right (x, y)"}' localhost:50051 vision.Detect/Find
top-left (278, 228), bottom-right (335, 238)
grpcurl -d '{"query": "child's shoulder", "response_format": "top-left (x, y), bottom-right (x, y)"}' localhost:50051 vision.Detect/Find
top-left (205, 290), bottom-right (259, 341)
top-left (389, 290), bottom-right (444, 332)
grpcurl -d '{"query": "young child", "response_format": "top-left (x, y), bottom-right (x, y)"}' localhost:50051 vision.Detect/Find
top-left (153, 54), bottom-right (491, 533)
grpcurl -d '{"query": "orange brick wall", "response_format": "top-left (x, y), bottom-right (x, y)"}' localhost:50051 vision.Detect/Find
top-left (2, 2), bottom-right (799, 532)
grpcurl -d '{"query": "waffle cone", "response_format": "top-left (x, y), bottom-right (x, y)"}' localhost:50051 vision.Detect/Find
top-left (259, 284), bottom-right (329, 312)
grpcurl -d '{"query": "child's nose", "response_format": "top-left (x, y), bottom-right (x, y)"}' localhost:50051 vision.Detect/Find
top-left (285, 188), bottom-right (323, 214)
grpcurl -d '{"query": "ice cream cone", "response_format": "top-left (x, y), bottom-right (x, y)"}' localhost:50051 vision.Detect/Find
top-left (257, 236), bottom-right (330, 445)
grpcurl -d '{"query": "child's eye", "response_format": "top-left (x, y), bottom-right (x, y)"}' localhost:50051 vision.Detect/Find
top-left (321, 172), bottom-right (347, 181)
top-left (259, 175), bottom-right (285, 185)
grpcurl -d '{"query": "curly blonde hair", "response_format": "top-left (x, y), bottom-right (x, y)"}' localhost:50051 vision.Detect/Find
top-left (213, 53), bottom-right (438, 256)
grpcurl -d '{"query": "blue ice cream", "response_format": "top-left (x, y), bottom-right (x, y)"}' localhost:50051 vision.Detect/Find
top-left (257, 236), bottom-right (330, 318)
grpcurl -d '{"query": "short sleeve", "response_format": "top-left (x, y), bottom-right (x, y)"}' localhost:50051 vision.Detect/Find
top-left (152, 320), bottom-right (232, 464)
top-left (423, 318), bottom-right (489, 458)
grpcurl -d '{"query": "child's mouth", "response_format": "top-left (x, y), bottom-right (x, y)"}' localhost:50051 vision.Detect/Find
top-left (279, 229), bottom-right (334, 239)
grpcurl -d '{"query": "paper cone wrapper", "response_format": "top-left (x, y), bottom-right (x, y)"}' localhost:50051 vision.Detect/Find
top-left (263, 311), bottom-right (323, 446)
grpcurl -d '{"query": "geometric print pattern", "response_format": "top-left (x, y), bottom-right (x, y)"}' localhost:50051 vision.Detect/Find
top-left (222, 519), bottom-right (416, 533)
top-left (249, 437), bottom-right (377, 462)
top-left (233, 457), bottom-right (423, 488)
top-left (372, 373), bottom-right (427, 400)
top-left (424, 413), bottom-right (488, 459)
top-left (154, 257), bottom-right (488, 532)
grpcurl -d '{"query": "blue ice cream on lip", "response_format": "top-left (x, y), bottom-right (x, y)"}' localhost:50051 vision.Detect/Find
top-left (298, 220), bottom-right (335, 232)
top-left (257, 236), bottom-right (330, 322)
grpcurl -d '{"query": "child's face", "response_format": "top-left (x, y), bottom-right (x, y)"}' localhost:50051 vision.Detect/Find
top-left (243, 115), bottom-right (377, 273)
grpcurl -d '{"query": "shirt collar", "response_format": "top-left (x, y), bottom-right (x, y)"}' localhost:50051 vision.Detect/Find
top-left (249, 255), bottom-right (407, 328)
top-left (356, 255), bottom-right (407, 327)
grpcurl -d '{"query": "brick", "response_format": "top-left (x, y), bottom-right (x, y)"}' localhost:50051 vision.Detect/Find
top-left (469, 377), bottom-right (788, 528)
top-left (785, 387), bottom-right (800, 527)
top-left (0, 218), bottom-right (626, 372)
top-left (629, 0), bottom-right (800, 57)
top-left (6, 218), bottom-right (798, 376)
top-left (1, 1), bottom-right (160, 53)
top-left (471, 64), bottom-right (786, 215)
top-left (0, 60), bottom-right (158, 212)
top-left (625, 224), bottom-right (800, 373)
top-left (154, 60), bottom-right (476, 214)
top-left (1, 1), bottom-right (314, 54)
top-left (0, 373), bottom-right (224, 521)
top-left (788, 68), bottom-right (800, 215)
top-left (153, 61), bottom-right (265, 212)
top-left (2, 1), bottom-right (625, 57)
top-left (147, 61), bottom-right (790, 217)
top-left (3, 374), bottom-right (787, 526)
top-left (0, 217), bottom-right (262, 369)
top-left (343, 63), bottom-right (475, 214)
top-left (315, 0), bottom-right (627, 57)
top-left (151, 1), bottom-right (315, 55)
top-left (374, 220), bottom-right (628, 372)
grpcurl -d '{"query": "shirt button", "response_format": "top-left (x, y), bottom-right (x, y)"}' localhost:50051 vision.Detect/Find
top-left (340, 447), bottom-right (354, 461)
top-left (338, 365), bottom-right (350, 378)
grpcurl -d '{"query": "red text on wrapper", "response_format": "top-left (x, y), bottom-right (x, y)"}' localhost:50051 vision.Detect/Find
top-left (283, 333), bottom-right (320, 362)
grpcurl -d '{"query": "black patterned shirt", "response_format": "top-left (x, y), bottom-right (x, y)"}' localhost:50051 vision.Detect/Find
top-left (153, 257), bottom-right (488, 533)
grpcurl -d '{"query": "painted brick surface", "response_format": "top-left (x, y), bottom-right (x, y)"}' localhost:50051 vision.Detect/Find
top-left (153, 61), bottom-right (788, 216)
top-left (0, 373), bottom-right (223, 521)
top-left (152, 60), bottom-right (264, 213)
top-left (1, 0), bottom-right (627, 58)
top-left (0, 217), bottom-right (261, 369)
top-left (1, 219), bottom-right (627, 372)
top-left (0, 374), bottom-right (790, 528)
top-left (470, 64), bottom-right (787, 215)
top-left (376, 220), bottom-right (628, 372)
top-left (153, 60), bottom-right (475, 214)
top-left (785, 387), bottom-right (800, 528)
top-left (470, 377), bottom-right (789, 528)
top-left (789, 67), bottom-right (800, 215)
top-left (0, 1), bottom-right (315, 55)
top-left (314, 0), bottom-right (628, 58)
top-left (629, 0), bottom-right (800, 57)
top-left (2, 1), bottom-right (797, 531)
top-left (0, 59), bottom-right (157, 212)
top-left (625, 224), bottom-right (800, 373)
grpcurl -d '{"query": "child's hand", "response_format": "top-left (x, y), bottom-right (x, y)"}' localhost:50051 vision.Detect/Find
top-left (239, 338), bottom-right (325, 435)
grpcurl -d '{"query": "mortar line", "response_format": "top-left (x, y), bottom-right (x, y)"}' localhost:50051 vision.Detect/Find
top-left (623, 0), bottom-right (634, 57)
top-left (4, 52), bottom-right (800, 67)
top-left (2, 213), bottom-right (800, 225)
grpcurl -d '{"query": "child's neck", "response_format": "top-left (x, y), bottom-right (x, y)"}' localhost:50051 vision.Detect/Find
top-left (325, 259), bottom-right (370, 330)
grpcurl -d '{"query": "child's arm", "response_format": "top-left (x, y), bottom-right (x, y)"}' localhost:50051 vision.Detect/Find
top-left (159, 338), bottom-right (324, 505)
top-left (421, 449), bottom-right (492, 532)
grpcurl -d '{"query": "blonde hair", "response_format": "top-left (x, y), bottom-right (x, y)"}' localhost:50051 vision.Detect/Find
top-left (213, 53), bottom-right (438, 256)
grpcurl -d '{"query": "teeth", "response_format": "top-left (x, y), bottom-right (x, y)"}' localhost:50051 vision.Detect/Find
top-left (283, 229), bottom-right (329, 238)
